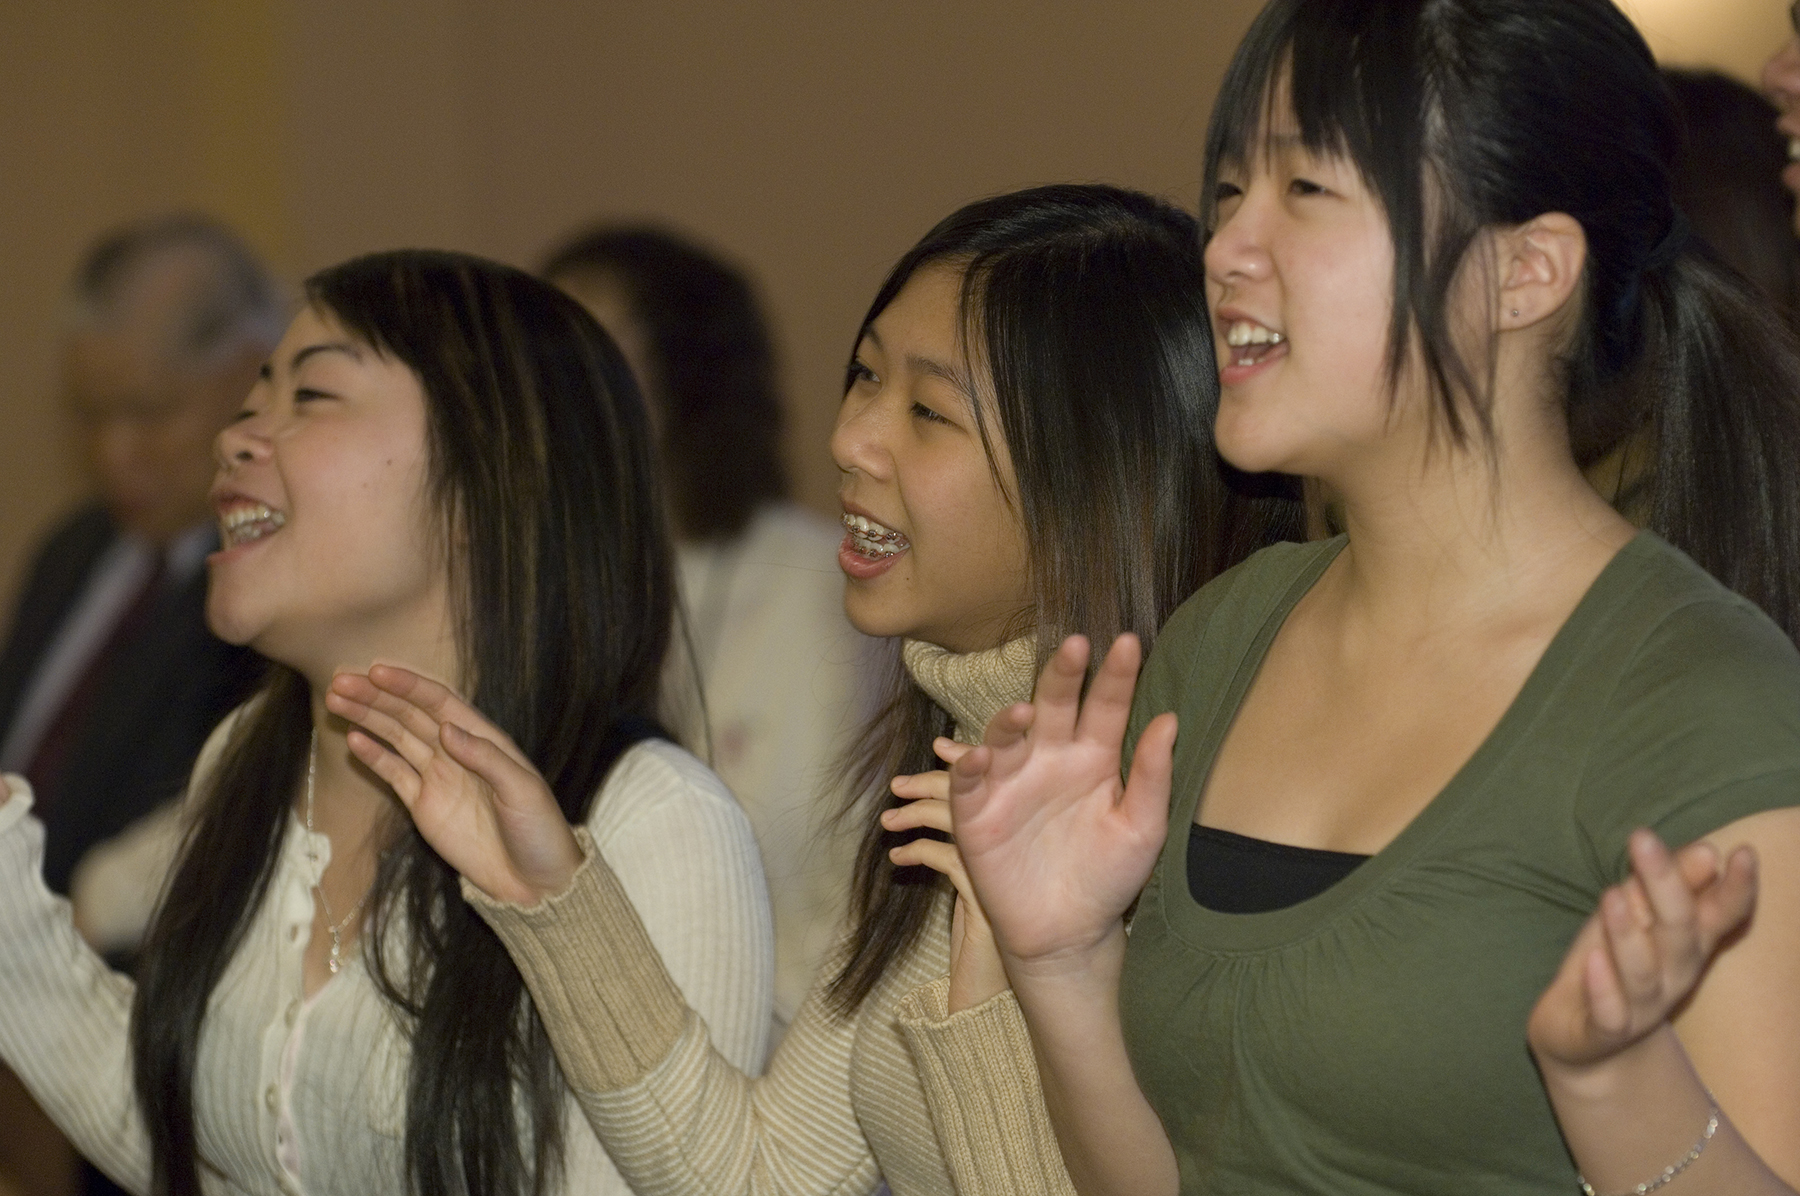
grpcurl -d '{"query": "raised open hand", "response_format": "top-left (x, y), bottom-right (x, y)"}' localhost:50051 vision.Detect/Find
top-left (885, 737), bottom-right (1009, 1011)
top-left (949, 635), bottom-right (1177, 972)
top-left (325, 665), bottom-right (582, 906)
top-left (1529, 828), bottom-right (1758, 1072)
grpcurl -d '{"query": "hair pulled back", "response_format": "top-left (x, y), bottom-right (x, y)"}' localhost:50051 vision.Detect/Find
top-left (1209, 0), bottom-right (1800, 637)
top-left (829, 184), bottom-right (1301, 1011)
top-left (132, 250), bottom-right (673, 1196)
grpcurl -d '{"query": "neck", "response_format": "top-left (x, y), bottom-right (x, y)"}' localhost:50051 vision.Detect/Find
top-left (1323, 409), bottom-right (1635, 638)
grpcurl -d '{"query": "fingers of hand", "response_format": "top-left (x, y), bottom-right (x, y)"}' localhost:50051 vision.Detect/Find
top-left (345, 728), bottom-right (423, 807)
top-left (364, 666), bottom-right (536, 770)
top-left (890, 769), bottom-right (951, 803)
top-left (439, 722), bottom-right (544, 808)
top-left (1628, 829), bottom-right (1699, 937)
top-left (1600, 882), bottom-right (1665, 1006)
top-left (1122, 712), bottom-right (1178, 828)
top-left (1029, 635), bottom-right (1091, 743)
top-left (1581, 942), bottom-right (1632, 1036)
top-left (933, 737), bottom-right (973, 767)
top-left (1075, 633), bottom-right (1143, 749)
top-left (882, 796), bottom-right (953, 836)
top-left (1694, 845), bottom-right (1759, 949)
top-left (889, 836), bottom-right (972, 895)
top-left (324, 688), bottom-right (439, 777)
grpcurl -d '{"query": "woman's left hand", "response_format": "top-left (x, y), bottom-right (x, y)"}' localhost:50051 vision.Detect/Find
top-left (886, 737), bottom-right (1010, 1012)
top-left (1529, 827), bottom-right (1758, 1072)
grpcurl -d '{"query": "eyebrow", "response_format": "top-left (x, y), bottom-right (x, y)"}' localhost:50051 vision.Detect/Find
top-left (260, 341), bottom-right (362, 381)
top-left (906, 353), bottom-right (978, 403)
top-left (855, 326), bottom-right (978, 403)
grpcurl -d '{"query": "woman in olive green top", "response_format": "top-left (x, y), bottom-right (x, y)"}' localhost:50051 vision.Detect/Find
top-left (941, 0), bottom-right (1800, 1193)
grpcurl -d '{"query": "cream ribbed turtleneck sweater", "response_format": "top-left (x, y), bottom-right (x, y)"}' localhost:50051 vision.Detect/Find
top-left (473, 636), bottom-right (1076, 1196)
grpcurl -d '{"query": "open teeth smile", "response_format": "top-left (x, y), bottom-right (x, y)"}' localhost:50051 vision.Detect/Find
top-left (220, 502), bottom-right (287, 549)
top-left (842, 513), bottom-right (910, 558)
top-left (1224, 319), bottom-right (1286, 366)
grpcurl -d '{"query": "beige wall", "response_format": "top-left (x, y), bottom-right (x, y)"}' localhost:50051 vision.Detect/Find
top-left (0, 0), bottom-right (1789, 602)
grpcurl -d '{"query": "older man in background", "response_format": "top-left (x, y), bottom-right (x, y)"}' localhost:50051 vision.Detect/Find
top-left (0, 215), bottom-right (279, 1196)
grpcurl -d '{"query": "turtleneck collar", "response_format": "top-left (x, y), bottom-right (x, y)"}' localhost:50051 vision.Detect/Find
top-left (901, 636), bottom-right (1039, 745)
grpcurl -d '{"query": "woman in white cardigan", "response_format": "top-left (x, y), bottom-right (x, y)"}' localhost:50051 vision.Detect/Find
top-left (0, 250), bottom-right (770, 1196)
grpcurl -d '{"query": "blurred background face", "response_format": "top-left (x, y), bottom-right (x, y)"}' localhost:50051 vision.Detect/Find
top-left (63, 248), bottom-right (263, 546)
top-left (549, 268), bottom-right (662, 418)
top-left (1766, 9), bottom-right (1800, 235)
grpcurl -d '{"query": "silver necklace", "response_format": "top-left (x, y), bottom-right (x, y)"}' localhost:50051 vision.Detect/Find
top-left (304, 729), bottom-right (368, 975)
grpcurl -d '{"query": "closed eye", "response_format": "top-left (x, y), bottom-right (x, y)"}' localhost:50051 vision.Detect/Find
top-left (911, 401), bottom-right (953, 426)
top-left (293, 387), bottom-right (333, 403)
top-left (1289, 177), bottom-right (1328, 197)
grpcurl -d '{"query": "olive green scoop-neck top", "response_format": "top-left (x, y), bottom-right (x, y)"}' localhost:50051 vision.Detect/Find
top-left (1120, 533), bottom-right (1800, 1195)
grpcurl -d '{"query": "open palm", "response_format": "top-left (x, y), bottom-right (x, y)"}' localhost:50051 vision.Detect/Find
top-left (951, 634), bottom-right (1178, 967)
top-left (325, 666), bottom-right (584, 905)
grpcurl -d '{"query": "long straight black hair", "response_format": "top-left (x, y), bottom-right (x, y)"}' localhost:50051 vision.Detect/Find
top-left (130, 250), bottom-right (674, 1196)
top-left (828, 184), bottom-right (1302, 1011)
top-left (1206, 0), bottom-right (1800, 639)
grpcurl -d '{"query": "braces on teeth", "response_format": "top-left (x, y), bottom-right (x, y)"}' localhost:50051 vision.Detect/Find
top-left (220, 504), bottom-right (287, 549)
top-left (843, 513), bottom-right (908, 558)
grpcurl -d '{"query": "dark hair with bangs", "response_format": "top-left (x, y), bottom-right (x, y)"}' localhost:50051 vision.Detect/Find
top-left (1205, 0), bottom-right (1800, 638)
top-left (541, 226), bottom-right (787, 541)
top-left (131, 250), bottom-right (673, 1196)
top-left (828, 184), bottom-right (1302, 1011)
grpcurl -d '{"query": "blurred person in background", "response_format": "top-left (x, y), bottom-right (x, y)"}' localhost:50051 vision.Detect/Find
top-left (1664, 68), bottom-right (1800, 321)
top-left (1766, 3), bottom-right (1800, 237)
top-left (543, 227), bottom-right (869, 1036)
top-left (0, 214), bottom-right (277, 1196)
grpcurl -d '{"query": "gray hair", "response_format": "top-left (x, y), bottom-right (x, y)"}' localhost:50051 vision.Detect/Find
top-left (67, 214), bottom-right (288, 368)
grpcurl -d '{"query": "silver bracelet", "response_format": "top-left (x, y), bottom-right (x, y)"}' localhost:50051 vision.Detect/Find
top-left (1577, 1093), bottom-right (1720, 1196)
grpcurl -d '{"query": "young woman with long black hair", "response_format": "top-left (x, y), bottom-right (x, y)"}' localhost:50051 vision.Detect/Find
top-left (0, 251), bottom-right (772, 1195)
top-left (325, 184), bottom-right (1299, 1196)
top-left (944, 2), bottom-right (1800, 1193)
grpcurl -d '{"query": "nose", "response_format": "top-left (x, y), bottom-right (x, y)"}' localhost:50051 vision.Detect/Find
top-left (1765, 36), bottom-right (1800, 104)
top-left (829, 386), bottom-right (895, 483)
top-left (214, 409), bottom-right (271, 473)
top-left (1204, 191), bottom-right (1274, 290)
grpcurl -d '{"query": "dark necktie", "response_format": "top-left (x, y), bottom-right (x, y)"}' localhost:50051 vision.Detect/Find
top-left (23, 556), bottom-right (166, 809)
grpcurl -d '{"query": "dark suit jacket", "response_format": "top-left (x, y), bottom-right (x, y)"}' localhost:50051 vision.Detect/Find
top-left (0, 504), bottom-right (263, 895)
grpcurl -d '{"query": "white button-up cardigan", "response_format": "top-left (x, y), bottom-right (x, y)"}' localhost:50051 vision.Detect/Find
top-left (0, 724), bottom-right (772, 1196)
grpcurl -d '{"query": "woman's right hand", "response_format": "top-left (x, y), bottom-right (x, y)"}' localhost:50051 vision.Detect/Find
top-left (325, 666), bottom-right (583, 906)
top-left (950, 634), bottom-right (1177, 975)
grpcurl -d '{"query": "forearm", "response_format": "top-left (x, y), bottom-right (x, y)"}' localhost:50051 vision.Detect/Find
top-left (474, 833), bottom-right (878, 1196)
top-left (897, 978), bottom-right (1078, 1196)
top-left (1005, 928), bottom-right (1177, 1196)
top-left (0, 784), bottom-right (152, 1193)
top-left (1538, 1026), bottom-right (1794, 1196)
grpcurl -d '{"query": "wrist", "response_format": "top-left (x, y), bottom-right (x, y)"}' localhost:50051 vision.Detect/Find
top-left (1000, 920), bottom-right (1127, 992)
top-left (1534, 1023), bottom-right (1692, 1106)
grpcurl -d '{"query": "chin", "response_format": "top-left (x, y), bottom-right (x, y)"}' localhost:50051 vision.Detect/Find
top-left (841, 589), bottom-right (912, 642)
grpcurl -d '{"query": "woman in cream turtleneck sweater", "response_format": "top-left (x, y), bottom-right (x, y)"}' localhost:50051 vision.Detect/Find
top-left (326, 186), bottom-right (1299, 1196)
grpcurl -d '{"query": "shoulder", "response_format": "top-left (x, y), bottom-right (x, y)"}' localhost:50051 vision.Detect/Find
top-left (1595, 535), bottom-right (1799, 737)
top-left (584, 737), bottom-right (757, 848)
top-left (1577, 536), bottom-right (1800, 857)
top-left (1141, 538), bottom-right (1337, 695)
top-left (11, 504), bottom-right (118, 606)
top-left (1155, 538), bottom-right (1337, 650)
